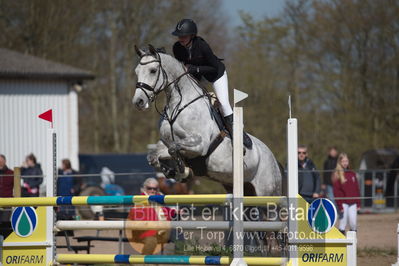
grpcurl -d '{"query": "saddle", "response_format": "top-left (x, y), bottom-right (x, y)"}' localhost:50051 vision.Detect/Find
top-left (208, 94), bottom-right (228, 133)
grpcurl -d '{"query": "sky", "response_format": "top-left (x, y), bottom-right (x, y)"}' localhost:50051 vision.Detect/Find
top-left (221, 0), bottom-right (286, 27)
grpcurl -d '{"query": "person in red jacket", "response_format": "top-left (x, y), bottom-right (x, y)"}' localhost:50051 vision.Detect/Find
top-left (0, 154), bottom-right (14, 197)
top-left (333, 153), bottom-right (360, 235)
top-left (127, 178), bottom-right (175, 255)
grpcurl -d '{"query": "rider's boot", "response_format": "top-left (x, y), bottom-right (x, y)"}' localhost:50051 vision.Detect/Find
top-left (224, 114), bottom-right (253, 149)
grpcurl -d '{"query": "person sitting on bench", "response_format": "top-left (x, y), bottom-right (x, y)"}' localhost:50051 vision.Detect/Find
top-left (127, 178), bottom-right (175, 255)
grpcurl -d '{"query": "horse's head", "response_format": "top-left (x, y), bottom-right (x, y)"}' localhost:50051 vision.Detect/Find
top-left (132, 44), bottom-right (168, 110)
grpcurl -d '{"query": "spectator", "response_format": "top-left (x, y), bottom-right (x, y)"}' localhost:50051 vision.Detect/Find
top-left (21, 153), bottom-right (43, 197)
top-left (58, 159), bottom-right (79, 196)
top-left (333, 153), bottom-right (360, 235)
top-left (127, 178), bottom-right (174, 255)
top-left (322, 147), bottom-right (338, 204)
top-left (0, 154), bottom-right (14, 197)
top-left (57, 159), bottom-right (78, 220)
top-left (298, 145), bottom-right (321, 203)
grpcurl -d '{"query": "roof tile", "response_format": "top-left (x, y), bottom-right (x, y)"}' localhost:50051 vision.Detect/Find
top-left (0, 48), bottom-right (94, 80)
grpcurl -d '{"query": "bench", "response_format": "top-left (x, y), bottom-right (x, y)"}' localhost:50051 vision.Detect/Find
top-left (74, 234), bottom-right (165, 254)
top-left (73, 234), bottom-right (129, 254)
top-left (56, 230), bottom-right (94, 254)
top-left (103, 210), bottom-right (129, 219)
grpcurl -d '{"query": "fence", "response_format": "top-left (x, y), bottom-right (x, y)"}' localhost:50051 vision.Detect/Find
top-left (1, 168), bottom-right (398, 213)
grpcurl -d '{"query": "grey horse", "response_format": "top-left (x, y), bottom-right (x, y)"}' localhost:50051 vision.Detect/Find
top-left (132, 45), bottom-right (282, 197)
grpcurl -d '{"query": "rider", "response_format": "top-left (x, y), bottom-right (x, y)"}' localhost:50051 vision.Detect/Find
top-left (171, 18), bottom-right (252, 149)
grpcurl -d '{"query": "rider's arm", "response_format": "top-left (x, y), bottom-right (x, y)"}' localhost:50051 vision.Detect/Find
top-left (173, 42), bottom-right (186, 63)
top-left (197, 40), bottom-right (218, 74)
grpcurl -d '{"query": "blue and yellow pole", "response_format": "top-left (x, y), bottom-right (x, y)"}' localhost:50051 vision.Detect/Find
top-left (56, 254), bottom-right (287, 265)
top-left (0, 195), bottom-right (285, 207)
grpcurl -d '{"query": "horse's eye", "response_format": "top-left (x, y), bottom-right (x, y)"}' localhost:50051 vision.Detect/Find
top-left (150, 68), bottom-right (157, 74)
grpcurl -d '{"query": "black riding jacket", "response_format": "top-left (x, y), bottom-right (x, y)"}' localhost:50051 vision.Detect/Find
top-left (173, 36), bottom-right (225, 82)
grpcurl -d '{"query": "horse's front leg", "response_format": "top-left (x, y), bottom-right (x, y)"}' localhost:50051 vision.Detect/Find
top-left (149, 140), bottom-right (193, 182)
top-left (168, 125), bottom-right (207, 159)
top-left (147, 140), bottom-right (170, 168)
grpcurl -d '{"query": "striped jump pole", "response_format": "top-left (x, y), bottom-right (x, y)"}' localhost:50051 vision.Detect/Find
top-left (46, 127), bottom-right (56, 266)
top-left (55, 220), bottom-right (287, 231)
top-left (56, 254), bottom-right (287, 265)
top-left (0, 194), bottom-right (286, 207)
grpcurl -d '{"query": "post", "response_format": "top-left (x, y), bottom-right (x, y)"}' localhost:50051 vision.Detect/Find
top-left (0, 235), bottom-right (3, 263)
top-left (371, 171), bottom-right (376, 209)
top-left (397, 224), bottom-right (399, 265)
top-left (13, 167), bottom-right (21, 197)
top-left (287, 118), bottom-right (298, 266)
top-left (46, 129), bottom-right (56, 265)
top-left (287, 118), bottom-right (298, 199)
top-left (346, 231), bottom-right (357, 266)
top-left (231, 106), bottom-right (247, 266)
top-left (394, 177), bottom-right (398, 210)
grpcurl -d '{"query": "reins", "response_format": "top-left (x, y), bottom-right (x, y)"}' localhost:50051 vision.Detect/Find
top-left (136, 51), bottom-right (213, 141)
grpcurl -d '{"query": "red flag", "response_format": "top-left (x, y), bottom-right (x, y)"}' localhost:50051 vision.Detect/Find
top-left (38, 109), bottom-right (53, 123)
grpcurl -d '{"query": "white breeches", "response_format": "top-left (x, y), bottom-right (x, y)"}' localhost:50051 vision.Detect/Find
top-left (212, 71), bottom-right (233, 117)
top-left (339, 203), bottom-right (357, 231)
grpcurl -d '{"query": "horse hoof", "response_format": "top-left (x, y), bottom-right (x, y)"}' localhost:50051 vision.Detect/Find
top-left (176, 167), bottom-right (192, 182)
top-left (168, 143), bottom-right (181, 156)
top-left (147, 155), bottom-right (159, 167)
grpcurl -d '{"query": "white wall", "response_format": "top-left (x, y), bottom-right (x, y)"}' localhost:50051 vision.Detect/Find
top-left (0, 79), bottom-right (79, 177)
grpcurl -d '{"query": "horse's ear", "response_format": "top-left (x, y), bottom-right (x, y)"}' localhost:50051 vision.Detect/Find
top-left (148, 44), bottom-right (157, 55)
top-left (135, 45), bottom-right (145, 57)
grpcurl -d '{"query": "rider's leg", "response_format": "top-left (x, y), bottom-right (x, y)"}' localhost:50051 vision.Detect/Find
top-left (213, 71), bottom-right (252, 149)
top-left (212, 71), bottom-right (233, 117)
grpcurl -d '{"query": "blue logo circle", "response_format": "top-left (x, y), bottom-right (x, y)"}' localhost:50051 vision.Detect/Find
top-left (11, 207), bottom-right (38, 237)
top-left (307, 198), bottom-right (337, 234)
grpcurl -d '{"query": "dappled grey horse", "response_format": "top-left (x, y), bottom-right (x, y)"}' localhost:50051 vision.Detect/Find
top-left (132, 45), bottom-right (282, 197)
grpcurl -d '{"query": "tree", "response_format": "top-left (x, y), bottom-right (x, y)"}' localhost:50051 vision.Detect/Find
top-left (0, 0), bottom-right (228, 153)
top-left (227, 0), bottom-right (399, 166)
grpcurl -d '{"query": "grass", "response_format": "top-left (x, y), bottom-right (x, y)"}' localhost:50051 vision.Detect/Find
top-left (358, 247), bottom-right (396, 257)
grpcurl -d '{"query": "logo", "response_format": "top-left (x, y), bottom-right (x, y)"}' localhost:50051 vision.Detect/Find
top-left (11, 207), bottom-right (38, 237)
top-left (307, 198), bottom-right (337, 234)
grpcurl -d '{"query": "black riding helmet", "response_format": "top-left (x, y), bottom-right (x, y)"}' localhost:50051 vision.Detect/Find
top-left (172, 19), bottom-right (197, 36)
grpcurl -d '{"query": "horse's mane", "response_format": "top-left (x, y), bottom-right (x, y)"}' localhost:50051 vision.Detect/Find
top-left (138, 45), bottom-right (183, 74)
top-left (159, 52), bottom-right (184, 73)
top-left (139, 45), bottom-right (205, 97)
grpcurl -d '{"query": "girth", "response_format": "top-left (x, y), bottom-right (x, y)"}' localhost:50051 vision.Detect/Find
top-left (160, 130), bottom-right (228, 177)
top-left (184, 130), bottom-right (228, 176)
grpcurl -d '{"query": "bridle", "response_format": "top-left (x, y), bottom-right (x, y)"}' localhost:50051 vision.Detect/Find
top-left (135, 50), bottom-right (196, 102)
top-left (135, 55), bottom-right (168, 102)
top-left (134, 50), bottom-right (212, 141)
